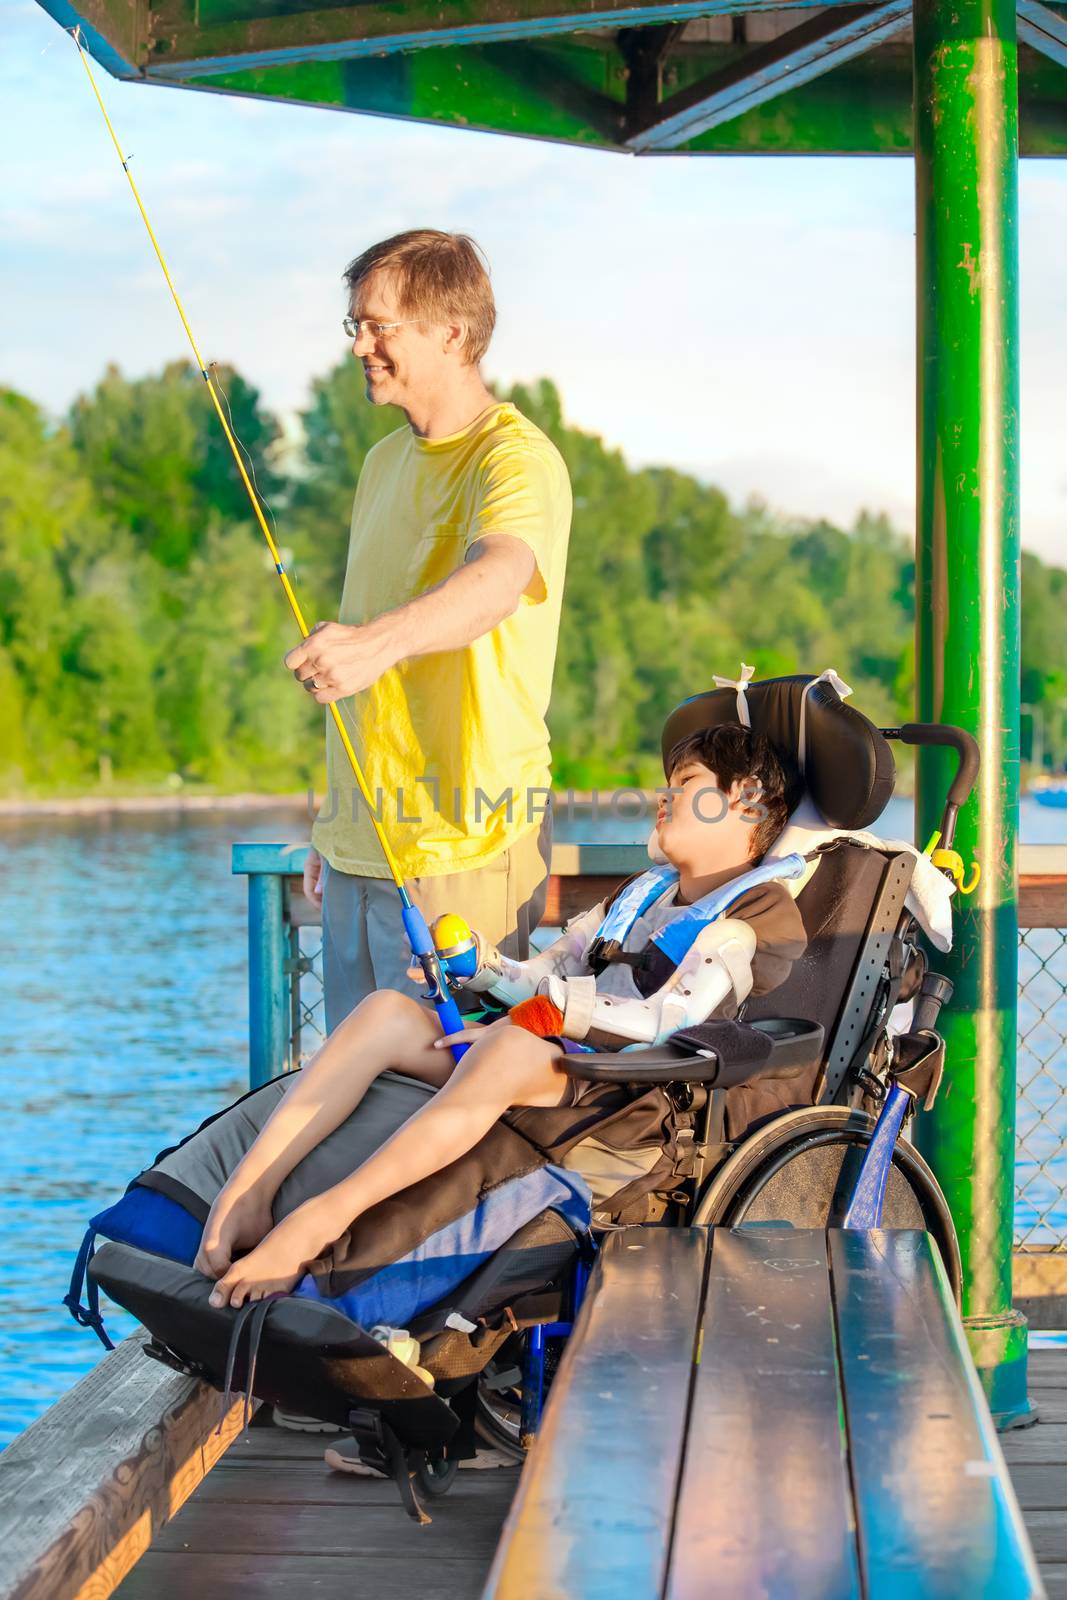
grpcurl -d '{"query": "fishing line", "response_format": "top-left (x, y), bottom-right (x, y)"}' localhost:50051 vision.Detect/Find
top-left (211, 362), bottom-right (285, 557)
top-left (69, 27), bottom-right (471, 1054)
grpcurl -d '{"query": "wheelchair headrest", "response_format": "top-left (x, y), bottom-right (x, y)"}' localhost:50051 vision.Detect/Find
top-left (661, 668), bottom-right (895, 830)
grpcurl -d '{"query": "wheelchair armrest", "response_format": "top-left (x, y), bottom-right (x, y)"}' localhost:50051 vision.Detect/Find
top-left (561, 1018), bottom-right (825, 1088)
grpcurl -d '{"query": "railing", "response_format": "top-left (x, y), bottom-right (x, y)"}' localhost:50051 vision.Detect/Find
top-left (233, 841), bottom-right (1067, 1318)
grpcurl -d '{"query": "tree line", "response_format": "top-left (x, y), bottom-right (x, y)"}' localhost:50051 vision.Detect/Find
top-left (1, 363), bottom-right (1063, 795)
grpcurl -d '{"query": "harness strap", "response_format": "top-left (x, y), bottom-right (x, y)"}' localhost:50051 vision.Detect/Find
top-left (219, 1295), bottom-right (287, 1438)
top-left (590, 852), bottom-right (807, 978)
top-left (650, 853), bottom-right (807, 967)
top-left (64, 1228), bottom-right (114, 1351)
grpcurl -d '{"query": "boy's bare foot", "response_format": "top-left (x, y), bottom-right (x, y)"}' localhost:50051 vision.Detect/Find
top-left (195, 1186), bottom-right (276, 1279)
top-left (208, 1198), bottom-right (335, 1309)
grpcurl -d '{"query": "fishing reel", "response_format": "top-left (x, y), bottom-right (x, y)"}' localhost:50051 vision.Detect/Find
top-left (429, 913), bottom-right (480, 993)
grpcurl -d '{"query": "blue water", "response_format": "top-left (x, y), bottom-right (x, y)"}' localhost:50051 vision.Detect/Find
top-left (0, 795), bottom-right (1063, 1446)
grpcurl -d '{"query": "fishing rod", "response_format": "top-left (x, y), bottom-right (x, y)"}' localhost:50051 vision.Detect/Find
top-left (69, 28), bottom-right (471, 1058)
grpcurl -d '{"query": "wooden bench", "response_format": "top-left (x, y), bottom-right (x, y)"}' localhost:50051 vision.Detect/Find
top-left (0, 1336), bottom-right (248, 1600)
top-left (484, 1226), bottom-right (1043, 1600)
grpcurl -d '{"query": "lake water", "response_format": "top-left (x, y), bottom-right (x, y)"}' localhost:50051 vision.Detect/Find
top-left (0, 795), bottom-right (1064, 1446)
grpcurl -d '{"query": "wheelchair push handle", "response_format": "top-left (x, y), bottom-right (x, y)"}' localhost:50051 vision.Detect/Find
top-left (883, 723), bottom-right (981, 852)
top-left (898, 724), bottom-right (980, 813)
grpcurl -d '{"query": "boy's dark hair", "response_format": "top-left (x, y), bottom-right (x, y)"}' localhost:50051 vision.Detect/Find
top-left (666, 723), bottom-right (800, 860)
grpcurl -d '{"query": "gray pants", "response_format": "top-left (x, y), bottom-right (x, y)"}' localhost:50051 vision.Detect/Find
top-left (322, 811), bottom-right (552, 1035)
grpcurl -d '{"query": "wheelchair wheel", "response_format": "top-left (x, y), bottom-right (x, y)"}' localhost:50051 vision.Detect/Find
top-left (474, 1333), bottom-right (567, 1462)
top-left (692, 1105), bottom-right (962, 1303)
top-left (474, 1340), bottom-right (527, 1462)
top-left (414, 1452), bottom-right (459, 1497)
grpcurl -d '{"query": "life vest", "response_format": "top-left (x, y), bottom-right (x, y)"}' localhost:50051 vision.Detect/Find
top-left (585, 853), bottom-right (806, 994)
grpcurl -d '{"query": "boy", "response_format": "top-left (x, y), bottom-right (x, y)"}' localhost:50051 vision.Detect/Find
top-left (199, 725), bottom-right (806, 1308)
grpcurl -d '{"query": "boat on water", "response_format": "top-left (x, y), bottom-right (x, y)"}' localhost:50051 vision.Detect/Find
top-left (1032, 780), bottom-right (1067, 810)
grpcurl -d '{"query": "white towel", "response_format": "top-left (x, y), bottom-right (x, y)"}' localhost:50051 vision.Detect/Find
top-left (767, 798), bottom-right (954, 952)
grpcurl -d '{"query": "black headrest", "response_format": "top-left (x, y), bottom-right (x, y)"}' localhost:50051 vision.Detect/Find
top-left (660, 673), bottom-right (895, 830)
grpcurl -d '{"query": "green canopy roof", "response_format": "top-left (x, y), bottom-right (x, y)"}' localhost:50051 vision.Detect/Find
top-left (37, 0), bottom-right (1067, 153)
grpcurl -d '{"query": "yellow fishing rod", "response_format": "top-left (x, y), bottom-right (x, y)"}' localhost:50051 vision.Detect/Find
top-left (71, 29), bottom-right (471, 1052)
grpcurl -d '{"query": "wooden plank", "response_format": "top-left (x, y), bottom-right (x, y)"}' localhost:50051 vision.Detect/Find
top-left (543, 873), bottom-right (619, 925)
top-left (1028, 1349), bottom-right (1067, 1386)
top-left (148, 1497), bottom-right (512, 1554)
top-left (194, 1459), bottom-right (518, 1506)
top-left (1019, 876), bottom-right (1067, 928)
top-left (666, 1228), bottom-right (860, 1600)
top-left (117, 1551), bottom-right (503, 1600)
top-left (627, 0), bottom-right (910, 150)
top-left (1020, 1510), bottom-right (1067, 1566)
top-left (0, 1336), bottom-right (246, 1600)
top-left (484, 1227), bottom-right (707, 1600)
top-left (1000, 1423), bottom-right (1067, 1465)
top-left (1020, 1391), bottom-right (1067, 1424)
top-left (1007, 1461), bottom-right (1067, 1512)
top-left (830, 1230), bottom-right (1043, 1600)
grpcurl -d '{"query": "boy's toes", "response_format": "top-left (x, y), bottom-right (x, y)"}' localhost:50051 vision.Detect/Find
top-left (209, 1275), bottom-right (237, 1309)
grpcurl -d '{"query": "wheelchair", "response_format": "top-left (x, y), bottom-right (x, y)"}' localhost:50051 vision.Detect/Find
top-left (82, 671), bottom-right (978, 1521)
top-left (443, 675), bottom-right (976, 1494)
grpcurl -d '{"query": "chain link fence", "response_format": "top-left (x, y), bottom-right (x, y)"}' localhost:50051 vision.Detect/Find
top-left (1015, 928), bottom-right (1067, 1311)
top-left (287, 921), bottom-right (326, 1067)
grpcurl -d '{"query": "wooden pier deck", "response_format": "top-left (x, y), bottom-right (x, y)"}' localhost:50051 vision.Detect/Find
top-left (112, 1422), bottom-right (519, 1600)
top-left (111, 1346), bottom-right (1067, 1600)
top-left (1003, 1347), bottom-right (1067, 1598)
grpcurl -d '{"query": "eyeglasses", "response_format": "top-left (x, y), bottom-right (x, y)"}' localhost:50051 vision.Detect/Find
top-left (342, 315), bottom-right (424, 341)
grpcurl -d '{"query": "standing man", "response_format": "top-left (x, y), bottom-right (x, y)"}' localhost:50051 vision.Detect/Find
top-left (287, 230), bottom-right (572, 1035)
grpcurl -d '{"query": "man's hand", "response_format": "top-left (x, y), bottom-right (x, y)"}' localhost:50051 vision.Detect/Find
top-left (285, 620), bottom-right (395, 705)
top-left (303, 846), bottom-right (324, 905)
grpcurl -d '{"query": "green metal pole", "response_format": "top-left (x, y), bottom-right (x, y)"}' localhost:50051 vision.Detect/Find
top-left (913, 0), bottom-right (1032, 1427)
top-left (247, 872), bottom-right (290, 1090)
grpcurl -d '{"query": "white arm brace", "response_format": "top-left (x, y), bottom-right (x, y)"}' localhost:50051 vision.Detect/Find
top-left (539, 918), bottom-right (758, 1049)
top-left (462, 901), bottom-right (609, 1007)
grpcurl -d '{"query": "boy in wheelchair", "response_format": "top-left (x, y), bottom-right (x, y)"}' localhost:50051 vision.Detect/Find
top-left (198, 723), bottom-right (807, 1310)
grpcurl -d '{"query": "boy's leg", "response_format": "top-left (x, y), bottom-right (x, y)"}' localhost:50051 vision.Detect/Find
top-left (196, 991), bottom-right (452, 1277)
top-left (209, 1024), bottom-right (569, 1308)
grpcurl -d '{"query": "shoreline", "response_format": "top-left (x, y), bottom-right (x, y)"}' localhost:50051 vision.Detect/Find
top-left (0, 784), bottom-right (928, 820)
top-left (0, 791), bottom-right (314, 819)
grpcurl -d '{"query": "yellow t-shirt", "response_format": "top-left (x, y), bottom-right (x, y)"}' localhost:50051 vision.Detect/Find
top-left (312, 402), bottom-right (572, 879)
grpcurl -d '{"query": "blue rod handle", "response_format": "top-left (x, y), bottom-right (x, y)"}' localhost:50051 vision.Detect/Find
top-left (402, 905), bottom-right (470, 1061)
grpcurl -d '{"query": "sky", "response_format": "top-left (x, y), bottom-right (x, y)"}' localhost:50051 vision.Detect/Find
top-left (3, 2), bottom-right (1066, 562)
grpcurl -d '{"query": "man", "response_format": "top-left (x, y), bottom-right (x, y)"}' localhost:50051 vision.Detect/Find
top-left (287, 230), bottom-right (572, 1035)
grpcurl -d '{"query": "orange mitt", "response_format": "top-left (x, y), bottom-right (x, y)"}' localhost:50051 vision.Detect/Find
top-left (508, 995), bottom-right (565, 1038)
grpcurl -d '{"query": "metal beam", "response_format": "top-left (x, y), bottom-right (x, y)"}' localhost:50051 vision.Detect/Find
top-left (144, 0), bottom-right (840, 80)
top-left (1018, 0), bottom-right (1067, 68)
top-left (625, 0), bottom-right (910, 149)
